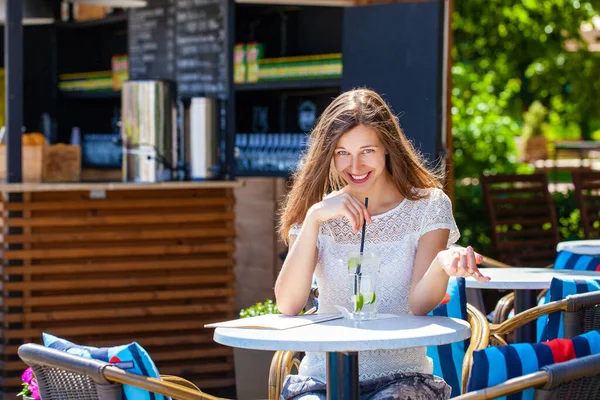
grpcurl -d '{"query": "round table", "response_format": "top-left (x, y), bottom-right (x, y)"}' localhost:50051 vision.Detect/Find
top-left (213, 314), bottom-right (471, 400)
top-left (557, 240), bottom-right (600, 255)
top-left (466, 267), bottom-right (600, 290)
top-left (466, 268), bottom-right (600, 342)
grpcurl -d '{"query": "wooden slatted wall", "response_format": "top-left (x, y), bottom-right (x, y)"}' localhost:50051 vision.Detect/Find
top-left (0, 187), bottom-right (236, 398)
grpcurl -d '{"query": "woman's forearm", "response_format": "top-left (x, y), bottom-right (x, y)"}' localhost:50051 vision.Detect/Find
top-left (275, 212), bottom-right (320, 315)
top-left (408, 257), bottom-right (449, 315)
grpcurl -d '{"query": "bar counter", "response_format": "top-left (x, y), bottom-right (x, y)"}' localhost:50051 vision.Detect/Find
top-left (0, 180), bottom-right (242, 192)
top-left (1, 180), bottom-right (243, 397)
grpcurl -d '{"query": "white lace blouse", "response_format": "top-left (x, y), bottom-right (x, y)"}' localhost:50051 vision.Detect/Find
top-left (289, 188), bottom-right (460, 383)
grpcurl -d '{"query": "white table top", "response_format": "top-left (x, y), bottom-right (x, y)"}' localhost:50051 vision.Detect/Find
top-left (466, 267), bottom-right (600, 290)
top-left (557, 240), bottom-right (600, 255)
top-left (213, 314), bottom-right (471, 352)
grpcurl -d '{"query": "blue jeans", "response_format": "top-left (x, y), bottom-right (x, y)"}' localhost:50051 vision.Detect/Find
top-left (280, 372), bottom-right (452, 400)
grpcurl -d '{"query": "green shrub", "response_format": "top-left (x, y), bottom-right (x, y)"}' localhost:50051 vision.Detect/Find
top-left (239, 299), bottom-right (280, 319)
top-left (552, 190), bottom-right (584, 241)
top-left (454, 181), bottom-right (493, 255)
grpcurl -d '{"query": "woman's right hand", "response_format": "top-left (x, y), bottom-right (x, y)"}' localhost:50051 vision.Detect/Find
top-left (307, 192), bottom-right (372, 233)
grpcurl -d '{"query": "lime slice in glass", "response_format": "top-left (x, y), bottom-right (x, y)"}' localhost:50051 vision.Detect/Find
top-left (347, 257), bottom-right (358, 272)
top-left (352, 293), bottom-right (364, 312)
top-left (363, 292), bottom-right (376, 305)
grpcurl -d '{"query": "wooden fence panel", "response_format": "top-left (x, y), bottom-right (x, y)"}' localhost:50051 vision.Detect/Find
top-left (1, 187), bottom-right (236, 398)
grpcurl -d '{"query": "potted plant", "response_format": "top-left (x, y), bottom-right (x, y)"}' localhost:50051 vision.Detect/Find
top-left (522, 101), bottom-right (549, 162)
top-left (234, 299), bottom-right (280, 400)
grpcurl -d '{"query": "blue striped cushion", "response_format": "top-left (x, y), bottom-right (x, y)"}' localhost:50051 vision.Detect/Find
top-left (426, 277), bottom-right (467, 397)
top-left (467, 329), bottom-right (600, 399)
top-left (43, 333), bottom-right (164, 400)
top-left (538, 277), bottom-right (600, 341)
top-left (553, 250), bottom-right (600, 271)
top-left (533, 251), bottom-right (600, 342)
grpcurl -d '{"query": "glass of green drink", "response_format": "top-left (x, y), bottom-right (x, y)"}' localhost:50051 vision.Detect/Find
top-left (347, 251), bottom-right (381, 320)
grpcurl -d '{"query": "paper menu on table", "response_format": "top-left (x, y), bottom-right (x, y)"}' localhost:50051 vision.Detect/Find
top-left (205, 313), bottom-right (343, 330)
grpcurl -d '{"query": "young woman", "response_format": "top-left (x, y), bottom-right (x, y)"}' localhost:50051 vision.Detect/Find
top-left (275, 88), bottom-right (490, 400)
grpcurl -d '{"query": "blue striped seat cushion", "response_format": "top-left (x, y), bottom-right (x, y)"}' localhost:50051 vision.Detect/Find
top-left (467, 329), bottom-right (600, 399)
top-left (508, 251), bottom-right (597, 323)
top-left (426, 277), bottom-right (467, 397)
top-left (537, 277), bottom-right (600, 341)
top-left (553, 250), bottom-right (600, 271)
top-left (43, 333), bottom-right (165, 400)
top-left (523, 251), bottom-right (600, 341)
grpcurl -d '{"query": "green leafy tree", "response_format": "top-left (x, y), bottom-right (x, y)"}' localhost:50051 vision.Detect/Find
top-left (451, 66), bottom-right (522, 180)
top-left (451, 0), bottom-right (600, 250)
top-left (453, 0), bottom-right (600, 176)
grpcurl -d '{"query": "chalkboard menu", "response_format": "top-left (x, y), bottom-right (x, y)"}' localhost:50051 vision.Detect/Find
top-left (128, 0), bottom-right (229, 99)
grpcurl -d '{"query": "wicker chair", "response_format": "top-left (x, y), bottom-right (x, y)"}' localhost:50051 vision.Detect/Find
top-left (487, 290), bottom-right (600, 346)
top-left (491, 288), bottom-right (550, 327)
top-left (455, 291), bottom-right (600, 399)
top-left (17, 343), bottom-right (229, 400)
top-left (452, 352), bottom-right (600, 399)
top-left (267, 303), bottom-right (490, 399)
top-left (481, 254), bottom-right (553, 326)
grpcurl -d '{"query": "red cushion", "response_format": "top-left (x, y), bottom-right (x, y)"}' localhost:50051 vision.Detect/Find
top-left (440, 292), bottom-right (450, 305)
top-left (545, 338), bottom-right (576, 363)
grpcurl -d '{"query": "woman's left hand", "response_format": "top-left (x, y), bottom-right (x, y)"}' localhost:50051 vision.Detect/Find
top-left (436, 246), bottom-right (491, 283)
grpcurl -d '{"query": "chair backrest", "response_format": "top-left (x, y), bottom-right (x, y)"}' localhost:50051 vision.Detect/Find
top-left (457, 353), bottom-right (600, 400)
top-left (427, 277), bottom-right (468, 398)
top-left (481, 173), bottom-right (559, 267)
top-left (18, 343), bottom-right (122, 400)
top-left (539, 278), bottom-right (600, 341)
top-left (534, 353), bottom-right (600, 400)
top-left (490, 288), bottom-right (600, 345)
top-left (572, 171), bottom-right (600, 239)
top-left (18, 343), bottom-right (222, 400)
top-left (563, 290), bottom-right (600, 338)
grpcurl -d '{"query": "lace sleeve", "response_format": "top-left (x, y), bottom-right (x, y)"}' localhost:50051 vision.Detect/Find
top-left (289, 224), bottom-right (302, 239)
top-left (288, 223), bottom-right (321, 252)
top-left (419, 189), bottom-right (460, 247)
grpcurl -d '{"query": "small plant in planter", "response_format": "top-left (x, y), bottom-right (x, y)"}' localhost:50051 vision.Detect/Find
top-left (239, 299), bottom-right (280, 319)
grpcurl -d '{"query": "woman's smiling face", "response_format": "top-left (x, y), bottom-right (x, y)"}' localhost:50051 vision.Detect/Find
top-left (333, 124), bottom-right (388, 193)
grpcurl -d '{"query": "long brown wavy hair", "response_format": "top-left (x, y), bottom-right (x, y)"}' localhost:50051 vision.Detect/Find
top-left (279, 88), bottom-right (443, 243)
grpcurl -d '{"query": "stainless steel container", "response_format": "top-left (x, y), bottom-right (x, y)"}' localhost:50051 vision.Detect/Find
top-left (120, 80), bottom-right (177, 183)
top-left (189, 97), bottom-right (218, 180)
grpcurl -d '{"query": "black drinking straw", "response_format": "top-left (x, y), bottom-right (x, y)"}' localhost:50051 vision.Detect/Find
top-left (356, 197), bottom-right (369, 275)
top-left (354, 197), bottom-right (369, 299)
